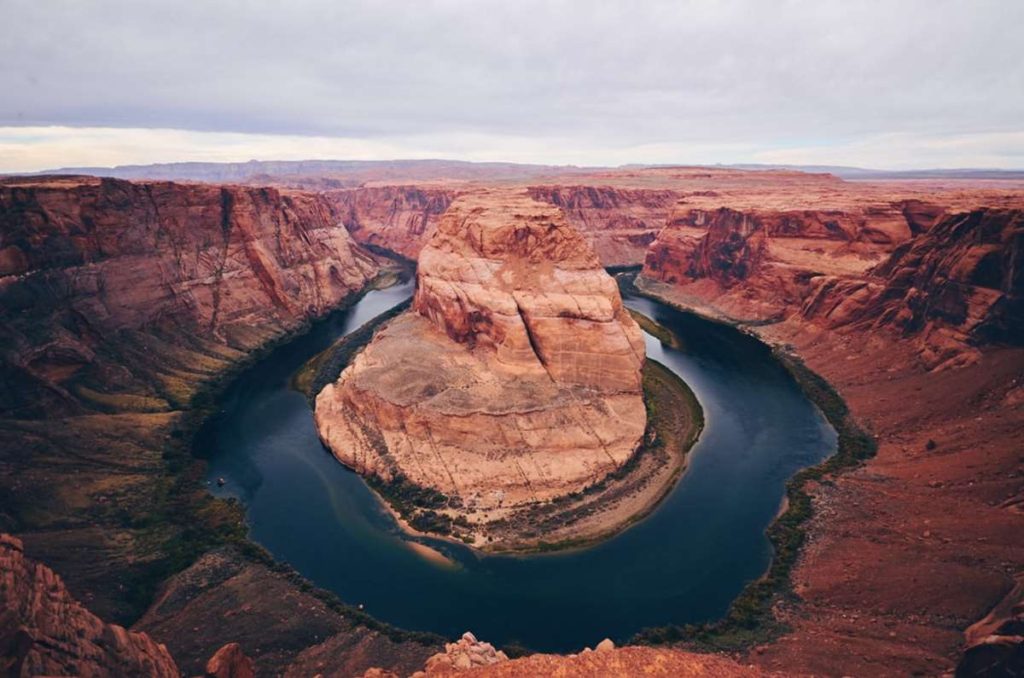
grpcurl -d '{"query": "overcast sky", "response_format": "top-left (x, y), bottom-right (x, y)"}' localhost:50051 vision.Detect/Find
top-left (1, 0), bottom-right (1022, 171)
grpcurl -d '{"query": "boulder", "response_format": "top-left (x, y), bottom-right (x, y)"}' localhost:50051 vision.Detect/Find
top-left (205, 642), bottom-right (255, 678)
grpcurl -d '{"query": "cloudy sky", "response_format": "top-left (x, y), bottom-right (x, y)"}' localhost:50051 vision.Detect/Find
top-left (1, 0), bottom-right (1022, 172)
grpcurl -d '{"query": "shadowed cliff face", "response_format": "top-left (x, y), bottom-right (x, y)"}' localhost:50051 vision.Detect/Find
top-left (642, 203), bottom-right (1022, 367)
top-left (0, 533), bottom-right (179, 677)
top-left (680, 209), bottom-right (769, 286)
top-left (641, 206), bottom-right (890, 322)
top-left (0, 176), bottom-right (389, 651)
top-left (802, 208), bottom-right (1023, 368)
top-left (633, 184), bottom-right (1024, 676)
top-left (528, 186), bottom-right (679, 266)
top-left (0, 176), bottom-right (378, 418)
top-left (328, 185), bottom-right (458, 261)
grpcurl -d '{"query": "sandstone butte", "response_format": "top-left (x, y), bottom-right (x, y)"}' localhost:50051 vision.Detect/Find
top-left (314, 189), bottom-right (648, 543)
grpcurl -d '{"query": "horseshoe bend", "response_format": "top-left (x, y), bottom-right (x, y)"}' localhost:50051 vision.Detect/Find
top-left (313, 189), bottom-right (699, 550)
top-left (2, 163), bottom-right (1023, 676)
top-left (3, 4), bottom-right (1024, 675)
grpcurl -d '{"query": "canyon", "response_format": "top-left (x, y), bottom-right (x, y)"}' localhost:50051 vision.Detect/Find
top-left (328, 185), bottom-right (457, 261)
top-left (0, 175), bottom-right (379, 418)
top-left (0, 175), bottom-right (441, 675)
top-left (0, 165), bottom-right (1022, 676)
top-left (527, 185), bottom-right (679, 267)
top-left (633, 174), bottom-right (1023, 675)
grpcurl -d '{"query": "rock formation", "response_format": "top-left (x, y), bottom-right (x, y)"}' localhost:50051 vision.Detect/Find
top-left (957, 574), bottom-right (1024, 677)
top-left (406, 645), bottom-right (773, 677)
top-left (528, 185), bottom-right (678, 266)
top-left (801, 208), bottom-right (1023, 368)
top-left (641, 205), bottom-right (896, 322)
top-left (0, 175), bottom-right (387, 644)
top-left (2, 166), bottom-right (1023, 677)
top-left (631, 172), bottom-right (1024, 677)
top-left (417, 631), bottom-right (509, 674)
top-left (315, 189), bottom-right (645, 537)
top-left (642, 205), bottom-right (1022, 369)
top-left (330, 185), bottom-right (457, 260)
top-left (204, 642), bottom-right (256, 678)
top-left (0, 175), bottom-right (378, 418)
top-left (636, 167), bottom-right (1022, 325)
top-left (360, 632), bottom-right (771, 677)
top-left (0, 533), bottom-right (179, 677)
top-left (134, 546), bottom-right (439, 676)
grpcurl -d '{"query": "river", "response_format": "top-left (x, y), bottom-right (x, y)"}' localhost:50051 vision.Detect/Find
top-left (199, 278), bottom-right (836, 651)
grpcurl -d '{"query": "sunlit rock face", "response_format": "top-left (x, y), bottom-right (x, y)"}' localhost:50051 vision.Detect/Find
top-left (315, 189), bottom-right (646, 512)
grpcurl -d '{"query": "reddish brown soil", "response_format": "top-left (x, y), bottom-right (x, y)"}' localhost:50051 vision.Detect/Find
top-left (753, 327), bottom-right (1024, 676)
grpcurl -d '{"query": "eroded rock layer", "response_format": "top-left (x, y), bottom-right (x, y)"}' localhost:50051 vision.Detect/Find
top-left (0, 175), bottom-right (378, 418)
top-left (3, 166), bottom-right (1022, 677)
top-left (315, 189), bottom-right (645, 518)
top-left (801, 208), bottom-right (1023, 368)
top-left (642, 203), bottom-right (1022, 368)
top-left (0, 534), bottom-right (179, 677)
top-left (329, 185), bottom-right (457, 260)
top-left (0, 175), bottom-right (382, 634)
top-left (642, 206), bottom-right (897, 322)
top-left (528, 185), bottom-right (679, 266)
top-left (631, 178), bottom-right (1024, 676)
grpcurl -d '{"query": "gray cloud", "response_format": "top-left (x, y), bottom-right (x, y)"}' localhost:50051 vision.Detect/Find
top-left (1, 0), bottom-right (1022, 168)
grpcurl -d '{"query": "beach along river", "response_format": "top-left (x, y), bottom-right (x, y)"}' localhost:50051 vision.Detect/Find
top-left (199, 279), bottom-right (836, 651)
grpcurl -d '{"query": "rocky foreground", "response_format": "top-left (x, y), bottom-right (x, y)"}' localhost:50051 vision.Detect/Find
top-left (315, 189), bottom-right (649, 546)
top-left (3, 534), bottom-right (772, 677)
top-left (0, 533), bottom-right (178, 677)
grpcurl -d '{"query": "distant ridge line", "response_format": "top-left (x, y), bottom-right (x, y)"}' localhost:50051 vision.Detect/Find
top-left (9, 158), bottom-right (1024, 183)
